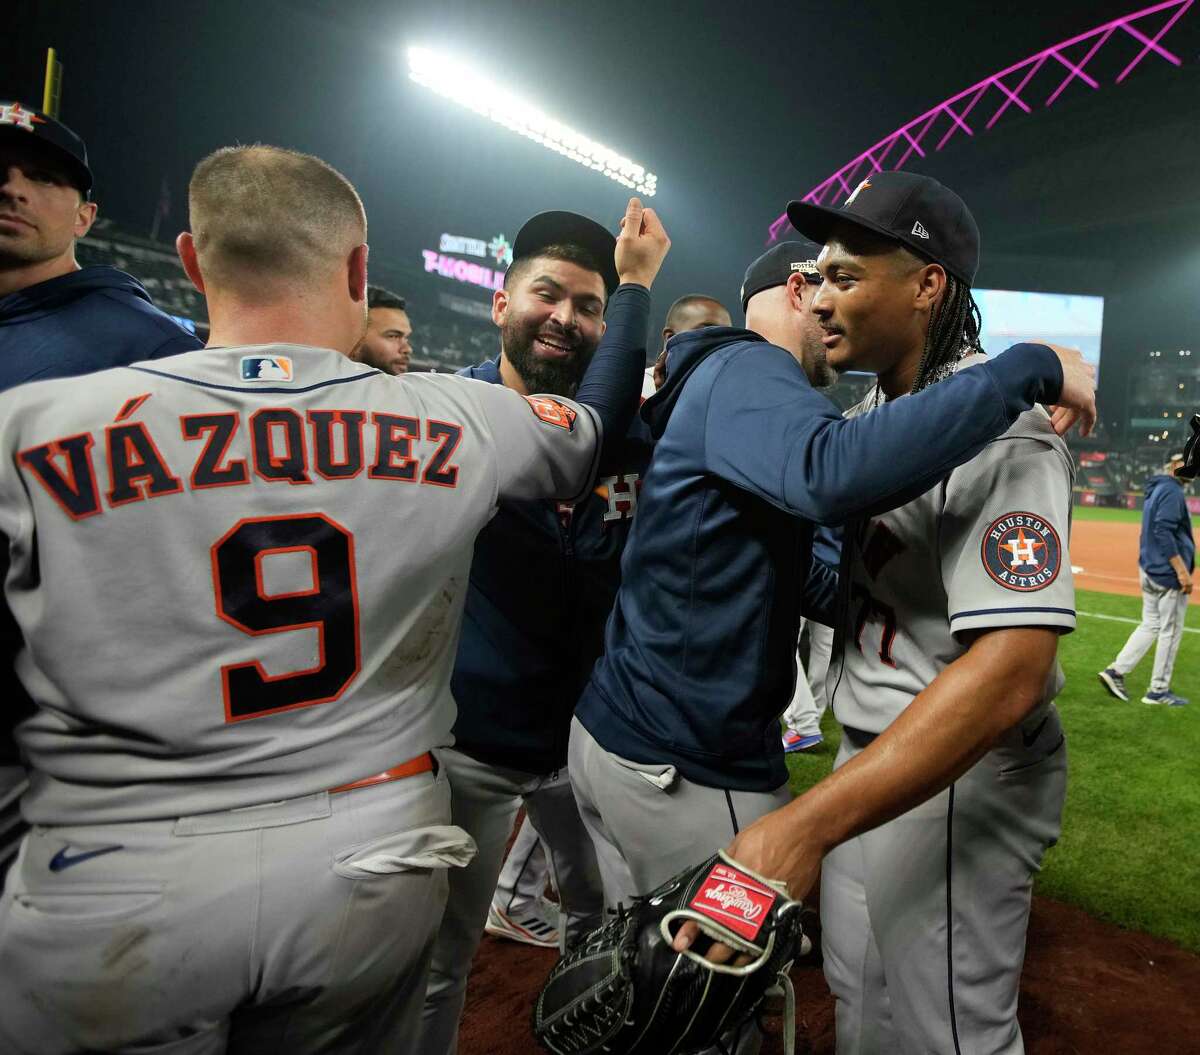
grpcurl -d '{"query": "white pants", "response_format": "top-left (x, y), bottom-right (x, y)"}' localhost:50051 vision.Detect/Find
top-left (822, 714), bottom-right (1066, 1055)
top-left (0, 764), bottom-right (466, 1055)
top-left (1111, 570), bottom-right (1190, 694)
top-left (417, 748), bottom-right (603, 1055)
top-left (493, 813), bottom-right (552, 909)
top-left (782, 620), bottom-right (834, 737)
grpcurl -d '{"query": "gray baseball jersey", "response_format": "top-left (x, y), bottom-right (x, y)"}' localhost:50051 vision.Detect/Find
top-left (823, 356), bottom-right (1075, 1054)
top-left (0, 343), bottom-right (599, 826)
top-left (833, 373), bottom-right (1075, 734)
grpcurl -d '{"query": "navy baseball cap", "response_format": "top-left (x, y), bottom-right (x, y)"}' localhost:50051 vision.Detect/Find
top-left (0, 101), bottom-right (93, 197)
top-left (512, 211), bottom-right (619, 295)
top-left (786, 171), bottom-right (979, 285)
top-left (740, 240), bottom-right (823, 312)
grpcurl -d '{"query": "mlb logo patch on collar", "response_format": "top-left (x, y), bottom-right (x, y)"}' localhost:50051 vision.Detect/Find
top-left (240, 355), bottom-right (295, 383)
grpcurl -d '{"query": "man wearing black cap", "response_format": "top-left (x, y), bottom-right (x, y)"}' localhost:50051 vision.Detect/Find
top-left (0, 102), bottom-right (202, 881)
top-left (418, 207), bottom-right (665, 1054)
top-left (567, 177), bottom-right (1097, 1048)
top-left (0, 102), bottom-right (201, 388)
top-left (663, 171), bottom-right (1079, 1054)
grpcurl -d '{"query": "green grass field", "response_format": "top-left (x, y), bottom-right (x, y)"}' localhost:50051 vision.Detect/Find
top-left (1071, 503), bottom-right (1200, 528)
top-left (786, 587), bottom-right (1200, 952)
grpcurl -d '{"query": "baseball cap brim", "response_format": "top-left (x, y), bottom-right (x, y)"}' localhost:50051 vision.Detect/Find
top-left (0, 123), bottom-right (92, 195)
top-left (512, 211), bottom-right (618, 295)
top-left (786, 198), bottom-right (969, 283)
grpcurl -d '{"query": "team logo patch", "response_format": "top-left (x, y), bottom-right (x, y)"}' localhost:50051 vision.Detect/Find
top-left (240, 355), bottom-right (295, 383)
top-left (981, 511), bottom-right (1062, 592)
top-left (523, 395), bottom-right (576, 431)
top-left (688, 861), bottom-right (778, 943)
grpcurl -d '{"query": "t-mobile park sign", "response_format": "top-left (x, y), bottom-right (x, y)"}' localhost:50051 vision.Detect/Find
top-left (422, 232), bottom-right (513, 293)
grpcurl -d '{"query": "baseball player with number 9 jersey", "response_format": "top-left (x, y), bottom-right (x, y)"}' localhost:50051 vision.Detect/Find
top-left (0, 146), bottom-right (654, 1055)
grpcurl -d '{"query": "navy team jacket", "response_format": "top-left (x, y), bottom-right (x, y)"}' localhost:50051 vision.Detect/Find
top-left (576, 327), bottom-right (1067, 793)
top-left (0, 266), bottom-right (201, 391)
top-left (451, 359), bottom-right (653, 774)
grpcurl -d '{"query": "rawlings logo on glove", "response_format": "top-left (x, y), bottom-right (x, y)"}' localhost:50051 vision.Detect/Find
top-left (533, 852), bottom-right (805, 1055)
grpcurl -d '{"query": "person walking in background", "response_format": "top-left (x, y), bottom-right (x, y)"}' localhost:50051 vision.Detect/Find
top-left (1099, 451), bottom-right (1194, 706)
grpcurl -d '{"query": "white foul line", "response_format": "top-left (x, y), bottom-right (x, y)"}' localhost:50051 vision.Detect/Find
top-left (1077, 610), bottom-right (1200, 635)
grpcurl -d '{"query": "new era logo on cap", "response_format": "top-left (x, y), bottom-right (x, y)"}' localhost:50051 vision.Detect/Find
top-left (911, 220), bottom-right (930, 239)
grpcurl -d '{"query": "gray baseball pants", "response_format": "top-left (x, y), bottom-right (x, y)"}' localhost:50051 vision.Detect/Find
top-left (567, 717), bottom-right (793, 1055)
top-left (1111, 569), bottom-right (1191, 694)
top-left (0, 759), bottom-right (470, 1054)
top-left (821, 712), bottom-right (1067, 1055)
top-left (417, 746), bottom-right (604, 1055)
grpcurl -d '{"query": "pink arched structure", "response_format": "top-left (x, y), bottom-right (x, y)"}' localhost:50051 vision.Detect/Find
top-left (767, 0), bottom-right (1194, 243)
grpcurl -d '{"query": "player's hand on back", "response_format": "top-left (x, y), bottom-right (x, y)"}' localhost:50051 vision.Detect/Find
top-left (1040, 342), bottom-right (1097, 437)
top-left (615, 197), bottom-right (671, 289)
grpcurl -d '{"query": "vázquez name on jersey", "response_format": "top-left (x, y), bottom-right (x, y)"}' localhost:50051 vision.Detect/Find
top-left (17, 399), bottom-right (465, 522)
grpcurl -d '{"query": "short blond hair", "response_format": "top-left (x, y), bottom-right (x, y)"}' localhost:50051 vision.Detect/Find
top-left (188, 144), bottom-right (366, 287)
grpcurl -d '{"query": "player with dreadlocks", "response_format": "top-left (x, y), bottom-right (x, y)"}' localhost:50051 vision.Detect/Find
top-left (669, 172), bottom-right (1081, 1054)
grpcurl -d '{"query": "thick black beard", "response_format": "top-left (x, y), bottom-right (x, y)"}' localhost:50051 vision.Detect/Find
top-left (501, 316), bottom-right (597, 398)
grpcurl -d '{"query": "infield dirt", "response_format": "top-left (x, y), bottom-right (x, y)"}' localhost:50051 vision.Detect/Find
top-left (459, 893), bottom-right (1200, 1053)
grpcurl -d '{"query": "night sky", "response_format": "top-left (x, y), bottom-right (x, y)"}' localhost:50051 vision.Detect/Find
top-left (6, 0), bottom-right (1197, 399)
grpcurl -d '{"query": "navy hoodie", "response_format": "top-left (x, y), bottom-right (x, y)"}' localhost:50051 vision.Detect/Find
top-left (0, 266), bottom-right (202, 392)
top-left (450, 285), bottom-right (654, 775)
top-left (1139, 474), bottom-right (1195, 589)
top-left (577, 328), bottom-right (1066, 792)
top-left (1, 266), bottom-right (201, 772)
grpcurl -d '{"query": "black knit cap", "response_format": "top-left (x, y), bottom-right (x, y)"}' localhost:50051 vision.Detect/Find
top-left (787, 171), bottom-right (979, 285)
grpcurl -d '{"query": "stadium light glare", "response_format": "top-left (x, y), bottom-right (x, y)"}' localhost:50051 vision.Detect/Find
top-left (406, 46), bottom-right (657, 197)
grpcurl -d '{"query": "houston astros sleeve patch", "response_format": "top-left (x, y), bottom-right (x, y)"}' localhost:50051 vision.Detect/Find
top-left (981, 511), bottom-right (1062, 591)
top-left (523, 395), bottom-right (577, 431)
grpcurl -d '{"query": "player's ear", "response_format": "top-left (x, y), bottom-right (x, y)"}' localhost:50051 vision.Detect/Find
top-left (176, 232), bottom-right (206, 294)
top-left (74, 199), bottom-right (98, 238)
top-left (785, 272), bottom-right (808, 312)
top-left (914, 263), bottom-right (946, 312)
top-left (348, 243), bottom-right (369, 303)
top-left (492, 287), bottom-right (509, 327)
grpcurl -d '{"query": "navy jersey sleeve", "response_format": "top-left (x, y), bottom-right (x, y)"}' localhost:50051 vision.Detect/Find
top-left (574, 283), bottom-right (650, 453)
top-left (801, 553), bottom-right (839, 627)
top-left (1151, 489), bottom-right (1186, 559)
top-left (703, 342), bottom-right (1064, 526)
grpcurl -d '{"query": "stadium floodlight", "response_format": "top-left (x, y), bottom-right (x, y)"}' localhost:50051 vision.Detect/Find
top-left (407, 46), bottom-right (657, 197)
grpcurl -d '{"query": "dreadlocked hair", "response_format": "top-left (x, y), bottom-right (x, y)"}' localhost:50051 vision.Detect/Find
top-left (910, 274), bottom-right (984, 393)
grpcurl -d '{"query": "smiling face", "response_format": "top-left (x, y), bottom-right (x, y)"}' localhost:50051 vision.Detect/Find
top-left (808, 223), bottom-right (941, 382)
top-left (493, 253), bottom-right (606, 396)
top-left (0, 136), bottom-right (95, 278)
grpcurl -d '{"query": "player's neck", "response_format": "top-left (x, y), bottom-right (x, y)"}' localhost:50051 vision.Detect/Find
top-left (498, 352), bottom-right (530, 395)
top-left (0, 249), bottom-right (80, 299)
top-left (204, 294), bottom-right (358, 355)
top-left (876, 353), bottom-right (921, 401)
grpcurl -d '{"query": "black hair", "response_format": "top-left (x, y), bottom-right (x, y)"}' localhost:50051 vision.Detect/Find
top-left (504, 243), bottom-right (605, 293)
top-left (665, 294), bottom-right (727, 331)
top-left (367, 285), bottom-right (406, 312)
top-left (911, 272), bottom-right (983, 393)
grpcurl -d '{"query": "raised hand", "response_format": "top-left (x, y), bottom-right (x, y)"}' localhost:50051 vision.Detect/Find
top-left (615, 197), bottom-right (671, 289)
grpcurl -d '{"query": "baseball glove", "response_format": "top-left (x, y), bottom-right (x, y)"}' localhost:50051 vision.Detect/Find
top-left (532, 851), bottom-right (805, 1055)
